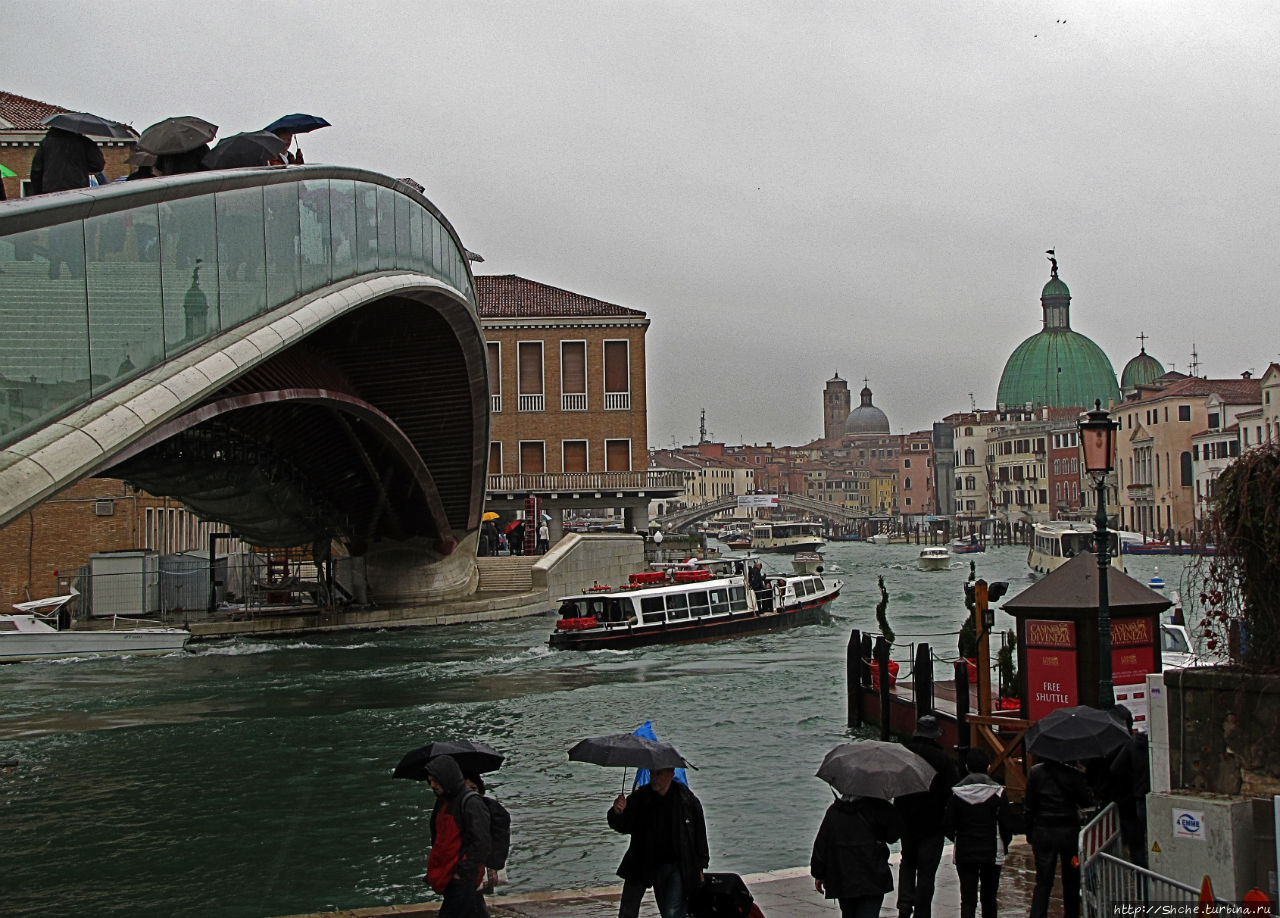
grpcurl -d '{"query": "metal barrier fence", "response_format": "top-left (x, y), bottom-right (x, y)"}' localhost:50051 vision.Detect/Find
top-left (1080, 802), bottom-right (1200, 915)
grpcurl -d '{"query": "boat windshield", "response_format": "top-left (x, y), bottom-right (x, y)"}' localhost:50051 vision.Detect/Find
top-left (1162, 626), bottom-right (1192, 654)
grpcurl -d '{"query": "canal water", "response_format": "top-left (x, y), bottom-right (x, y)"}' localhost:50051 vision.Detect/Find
top-left (0, 542), bottom-right (1192, 917)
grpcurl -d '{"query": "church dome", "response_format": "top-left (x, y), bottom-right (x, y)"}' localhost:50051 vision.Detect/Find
top-left (996, 258), bottom-right (1120, 410)
top-left (1121, 345), bottom-right (1165, 390)
top-left (845, 383), bottom-right (891, 434)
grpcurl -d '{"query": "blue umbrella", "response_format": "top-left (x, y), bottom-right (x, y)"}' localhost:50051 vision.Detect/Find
top-left (632, 721), bottom-right (689, 789)
top-left (263, 113), bottom-right (331, 135)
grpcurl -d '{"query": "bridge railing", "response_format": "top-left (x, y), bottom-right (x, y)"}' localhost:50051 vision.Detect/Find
top-left (486, 470), bottom-right (686, 495)
top-left (0, 166), bottom-right (475, 451)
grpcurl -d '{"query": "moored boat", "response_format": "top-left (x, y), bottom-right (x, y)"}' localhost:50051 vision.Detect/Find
top-left (950, 538), bottom-right (985, 554)
top-left (791, 551), bottom-right (824, 574)
top-left (866, 533), bottom-right (890, 545)
top-left (1, 595), bottom-right (191, 663)
top-left (548, 558), bottom-right (842, 650)
top-left (916, 547), bottom-right (951, 571)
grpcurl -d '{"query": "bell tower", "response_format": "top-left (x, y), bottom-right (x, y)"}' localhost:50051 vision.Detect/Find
top-left (823, 372), bottom-right (850, 441)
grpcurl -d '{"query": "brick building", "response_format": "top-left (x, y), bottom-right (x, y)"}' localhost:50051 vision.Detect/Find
top-left (0, 478), bottom-right (226, 609)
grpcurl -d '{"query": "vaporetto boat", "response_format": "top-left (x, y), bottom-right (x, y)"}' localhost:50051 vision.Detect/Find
top-left (1027, 521), bottom-right (1126, 574)
top-left (749, 521), bottom-right (826, 553)
top-left (548, 558), bottom-right (841, 650)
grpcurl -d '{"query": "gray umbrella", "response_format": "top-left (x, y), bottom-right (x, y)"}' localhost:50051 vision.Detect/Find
top-left (42, 112), bottom-right (136, 139)
top-left (568, 733), bottom-right (694, 770)
top-left (1025, 706), bottom-right (1131, 762)
top-left (137, 116), bottom-right (218, 155)
top-left (201, 131), bottom-right (287, 170)
top-left (816, 740), bottom-right (937, 799)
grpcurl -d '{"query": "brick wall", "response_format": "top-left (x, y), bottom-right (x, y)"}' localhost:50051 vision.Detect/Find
top-left (0, 138), bottom-right (134, 199)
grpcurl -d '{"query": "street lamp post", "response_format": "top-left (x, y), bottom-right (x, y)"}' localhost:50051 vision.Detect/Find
top-left (1079, 399), bottom-right (1119, 709)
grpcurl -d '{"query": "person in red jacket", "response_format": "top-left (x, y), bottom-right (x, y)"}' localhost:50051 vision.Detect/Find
top-left (425, 755), bottom-right (491, 918)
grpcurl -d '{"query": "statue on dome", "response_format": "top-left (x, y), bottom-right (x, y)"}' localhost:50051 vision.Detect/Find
top-left (1045, 249), bottom-right (1058, 276)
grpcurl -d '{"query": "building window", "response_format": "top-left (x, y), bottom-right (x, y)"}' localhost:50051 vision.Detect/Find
top-left (518, 342), bottom-right (544, 412)
top-left (488, 442), bottom-right (502, 474)
top-left (603, 340), bottom-right (630, 410)
top-left (605, 439), bottom-right (631, 471)
top-left (904, 459), bottom-right (911, 468)
top-left (519, 441), bottom-right (545, 474)
top-left (560, 341), bottom-right (587, 411)
top-left (904, 477), bottom-right (912, 489)
top-left (1208, 412), bottom-right (1220, 429)
top-left (1179, 405), bottom-right (1191, 421)
top-left (487, 342), bottom-right (501, 413)
top-left (563, 440), bottom-right (588, 473)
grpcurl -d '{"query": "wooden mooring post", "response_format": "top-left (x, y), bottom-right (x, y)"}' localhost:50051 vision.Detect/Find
top-left (954, 659), bottom-right (971, 759)
top-left (874, 636), bottom-right (891, 741)
top-left (914, 642), bottom-right (933, 723)
top-left (847, 629), bottom-right (863, 729)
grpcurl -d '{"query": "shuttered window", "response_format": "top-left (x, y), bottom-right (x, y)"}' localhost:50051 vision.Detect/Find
top-left (603, 341), bottom-right (628, 393)
top-left (487, 343), bottom-right (501, 393)
top-left (561, 341), bottom-right (586, 393)
top-left (520, 441), bottom-right (545, 474)
top-left (605, 439), bottom-right (631, 471)
top-left (518, 342), bottom-right (543, 394)
top-left (488, 442), bottom-right (502, 474)
top-left (564, 440), bottom-right (588, 473)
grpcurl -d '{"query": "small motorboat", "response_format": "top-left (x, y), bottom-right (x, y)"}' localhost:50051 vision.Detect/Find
top-left (951, 538), bottom-right (985, 554)
top-left (791, 551), bottom-right (824, 574)
top-left (916, 547), bottom-right (952, 572)
top-left (1, 594), bottom-right (191, 663)
top-left (867, 533), bottom-right (890, 545)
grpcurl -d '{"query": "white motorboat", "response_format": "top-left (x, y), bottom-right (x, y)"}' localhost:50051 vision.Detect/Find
top-left (867, 533), bottom-right (890, 545)
top-left (791, 551), bottom-right (825, 574)
top-left (1, 594), bottom-right (191, 663)
top-left (916, 547), bottom-right (951, 572)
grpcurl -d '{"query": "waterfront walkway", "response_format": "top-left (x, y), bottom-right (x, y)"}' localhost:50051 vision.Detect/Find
top-left (287, 843), bottom-right (1051, 917)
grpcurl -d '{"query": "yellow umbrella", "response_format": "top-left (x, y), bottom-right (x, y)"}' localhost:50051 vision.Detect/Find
top-left (482, 511), bottom-right (500, 521)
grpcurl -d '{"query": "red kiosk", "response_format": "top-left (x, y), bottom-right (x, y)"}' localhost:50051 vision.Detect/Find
top-left (1003, 553), bottom-right (1171, 718)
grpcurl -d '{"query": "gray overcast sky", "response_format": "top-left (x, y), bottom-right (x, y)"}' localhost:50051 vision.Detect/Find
top-left (11, 2), bottom-right (1278, 447)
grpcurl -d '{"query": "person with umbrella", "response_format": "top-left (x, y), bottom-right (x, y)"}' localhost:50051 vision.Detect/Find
top-left (893, 715), bottom-right (959, 918)
top-left (569, 733), bottom-right (708, 918)
top-left (263, 113), bottom-right (330, 165)
top-left (812, 740), bottom-right (923, 917)
top-left (1024, 707), bottom-right (1113, 918)
top-left (423, 754), bottom-right (491, 918)
top-left (30, 114), bottom-right (116, 196)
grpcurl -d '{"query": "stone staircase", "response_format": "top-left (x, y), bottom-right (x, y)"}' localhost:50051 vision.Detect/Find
top-left (475, 556), bottom-right (537, 593)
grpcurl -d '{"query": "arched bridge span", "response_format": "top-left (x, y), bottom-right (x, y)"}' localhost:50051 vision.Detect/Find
top-left (0, 167), bottom-right (489, 600)
top-left (656, 493), bottom-right (869, 531)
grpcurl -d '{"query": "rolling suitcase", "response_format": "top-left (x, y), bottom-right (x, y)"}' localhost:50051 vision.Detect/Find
top-left (688, 872), bottom-right (766, 918)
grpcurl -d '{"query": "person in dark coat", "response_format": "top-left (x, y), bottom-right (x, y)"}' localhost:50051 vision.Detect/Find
top-left (1107, 704), bottom-right (1149, 867)
top-left (155, 144), bottom-right (209, 176)
top-left (424, 755), bottom-right (491, 918)
top-left (811, 793), bottom-right (901, 918)
top-left (1024, 755), bottom-right (1092, 918)
top-left (29, 127), bottom-right (105, 196)
top-left (893, 715), bottom-right (960, 918)
top-left (607, 767), bottom-right (709, 918)
top-left (943, 748), bottom-right (1015, 918)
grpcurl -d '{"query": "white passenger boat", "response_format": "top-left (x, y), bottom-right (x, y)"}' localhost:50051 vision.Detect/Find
top-left (1027, 522), bottom-right (1124, 574)
top-left (548, 558), bottom-right (841, 650)
top-left (749, 521), bottom-right (826, 553)
top-left (1, 594), bottom-right (191, 663)
top-left (867, 533), bottom-right (890, 545)
top-left (916, 547), bottom-right (951, 572)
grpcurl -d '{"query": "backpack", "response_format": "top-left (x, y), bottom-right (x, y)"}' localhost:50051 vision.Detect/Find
top-left (482, 795), bottom-right (511, 870)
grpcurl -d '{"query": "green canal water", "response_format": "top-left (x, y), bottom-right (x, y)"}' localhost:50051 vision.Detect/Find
top-left (0, 542), bottom-right (1192, 917)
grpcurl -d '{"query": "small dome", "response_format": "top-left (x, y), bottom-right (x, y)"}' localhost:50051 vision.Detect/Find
top-left (1122, 347), bottom-right (1165, 390)
top-left (1042, 276), bottom-right (1071, 300)
top-left (845, 384), bottom-right (891, 434)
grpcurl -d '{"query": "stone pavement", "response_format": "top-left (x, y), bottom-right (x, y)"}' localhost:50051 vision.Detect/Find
top-left (288, 842), bottom-right (1056, 917)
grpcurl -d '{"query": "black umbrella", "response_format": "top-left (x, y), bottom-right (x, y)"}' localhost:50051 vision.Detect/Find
top-left (816, 740), bottom-right (937, 800)
top-left (1025, 706), bottom-right (1131, 762)
top-left (202, 131), bottom-right (287, 170)
top-left (138, 116), bottom-right (218, 155)
top-left (568, 733), bottom-right (694, 770)
top-left (42, 112), bottom-right (136, 139)
top-left (263, 113), bottom-right (330, 135)
top-left (392, 740), bottom-right (505, 780)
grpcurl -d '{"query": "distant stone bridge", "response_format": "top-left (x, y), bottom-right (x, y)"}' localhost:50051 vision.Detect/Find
top-left (655, 493), bottom-right (870, 531)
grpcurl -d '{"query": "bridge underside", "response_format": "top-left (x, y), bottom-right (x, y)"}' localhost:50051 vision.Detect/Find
top-left (98, 289), bottom-right (487, 563)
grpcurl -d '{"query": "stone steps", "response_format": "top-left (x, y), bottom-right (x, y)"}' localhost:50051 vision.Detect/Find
top-left (475, 556), bottom-right (536, 592)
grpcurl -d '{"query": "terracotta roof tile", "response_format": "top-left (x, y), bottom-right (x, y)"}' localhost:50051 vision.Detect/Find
top-left (475, 275), bottom-right (646, 319)
top-left (1151, 376), bottom-right (1261, 405)
top-left (0, 90), bottom-right (70, 130)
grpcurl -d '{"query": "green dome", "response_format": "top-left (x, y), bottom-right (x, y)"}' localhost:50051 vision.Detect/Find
top-left (996, 259), bottom-right (1120, 409)
top-left (997, 330), bottom-right (1121, 409)
top-left (1121, 348), bottom-right (1165, 389)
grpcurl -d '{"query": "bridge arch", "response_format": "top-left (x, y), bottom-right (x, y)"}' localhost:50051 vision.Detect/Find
top-left (1, 167), bottom-right (490, 603)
